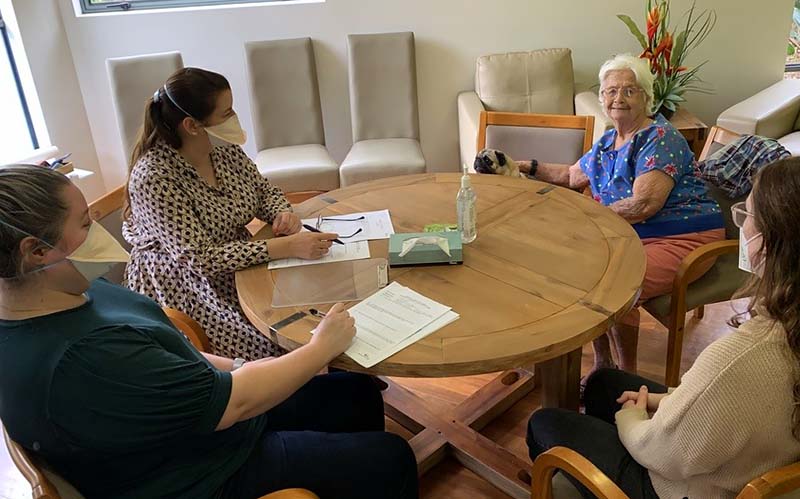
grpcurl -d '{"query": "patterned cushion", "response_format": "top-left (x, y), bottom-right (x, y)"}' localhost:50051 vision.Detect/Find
top-left (699, 135), bottom-right (790, 198)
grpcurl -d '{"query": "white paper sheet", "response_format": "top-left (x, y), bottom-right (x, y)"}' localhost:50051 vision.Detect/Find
top-left (343, 282), bottom-right (453, 368)
top-left (267, 241), bottom-right (370, 269)
top-left (353, 310), bottom-right (459, 368)
top-left (301, 209), bottom-right (395, 243)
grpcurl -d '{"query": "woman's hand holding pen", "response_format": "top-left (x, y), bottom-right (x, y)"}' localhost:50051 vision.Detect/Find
top-left (267, 231), bottom-right (339, 260)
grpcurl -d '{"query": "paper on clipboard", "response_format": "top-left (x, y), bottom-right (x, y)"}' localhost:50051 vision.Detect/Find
top-left (267, 241), bottom-right (370, 270)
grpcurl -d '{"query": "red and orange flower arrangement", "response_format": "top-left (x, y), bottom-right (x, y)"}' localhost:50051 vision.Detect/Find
top-left (618, 0), bottom-right (716, 118)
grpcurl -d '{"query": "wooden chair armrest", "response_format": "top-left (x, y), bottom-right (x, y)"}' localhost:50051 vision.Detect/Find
top-left (2, 425), bottom-right (60, 499)
top-left (737, 461), bottom-right (800, 499)
top-left (671, 239), bottom-right (740, 298)
top-left (162, 307), bottom-right (212, 354)
top-left (258, 489), bottom-right (320, 499)
top-left (532, 447), bottom-right (629, 499)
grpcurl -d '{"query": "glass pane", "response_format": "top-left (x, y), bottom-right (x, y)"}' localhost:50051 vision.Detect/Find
top-left (0, 31), bottom-right (35, 164)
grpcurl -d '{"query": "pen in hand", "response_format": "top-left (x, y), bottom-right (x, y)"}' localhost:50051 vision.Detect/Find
top-left (301, 224), bottom-right (345, 245)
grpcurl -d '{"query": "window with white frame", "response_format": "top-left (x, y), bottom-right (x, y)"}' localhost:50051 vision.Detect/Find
top-left (81, 0), bottom-right (298, 13)
top-left (0, 7), bottom-right (39, 163)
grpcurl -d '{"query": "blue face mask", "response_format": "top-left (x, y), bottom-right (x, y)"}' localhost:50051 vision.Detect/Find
top-left (0, 219), bottom-right (129, 281)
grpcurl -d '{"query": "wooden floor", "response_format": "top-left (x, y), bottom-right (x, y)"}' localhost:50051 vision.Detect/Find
top-left (0, 300), bottom-right (745, 499)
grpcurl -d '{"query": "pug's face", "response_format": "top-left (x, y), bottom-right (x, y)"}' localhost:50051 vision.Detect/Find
top-left (474, 149), bottom-right (509, 175)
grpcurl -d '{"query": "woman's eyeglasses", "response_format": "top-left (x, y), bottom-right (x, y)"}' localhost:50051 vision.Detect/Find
top-left (315, 214), bottom-right (365, 239)
top-left (600, 87), bottom-right (642, 99)
top-left (731, 202), bottom-right (754, 228)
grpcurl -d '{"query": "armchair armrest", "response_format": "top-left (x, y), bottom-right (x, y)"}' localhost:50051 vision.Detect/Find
top-left (162, 307), bottom-right (212, 353)
top-left (259, 489), bottom-right (319, 499)
top-left (575, 91), bottom-right (613, 144)
top-left (717, 79), bottom-right (800, 138)
top-left (458, 91), bottom-right (486, 172)
top-left (532, 447), bottom-right (628, 499)
top-left (737, 461), bottom-right (800, 499)
top-left (669, 239), bottom-right (740, 319)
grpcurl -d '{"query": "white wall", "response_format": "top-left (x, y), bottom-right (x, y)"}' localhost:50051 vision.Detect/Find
top-left (55, 0), bottom-right (793, 193)
top-left (10, 0), bottom-right (105, 200)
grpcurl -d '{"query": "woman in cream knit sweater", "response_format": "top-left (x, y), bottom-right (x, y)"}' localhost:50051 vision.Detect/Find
top-left (527, 157), bottom-right (800, 498)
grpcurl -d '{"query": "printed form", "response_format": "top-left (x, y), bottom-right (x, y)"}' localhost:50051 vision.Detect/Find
top-left (343, 282), bottom-right (459, 368)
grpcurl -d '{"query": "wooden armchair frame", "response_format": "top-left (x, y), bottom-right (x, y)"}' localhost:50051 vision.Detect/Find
top-left (652, 125), bottom-right (744, 386)
top-left (477, 111), bottom-right (596, 154)
top-left (532, 446), bottom-right (800, 499)
top-left (1, 310), bottom-right (318, 499)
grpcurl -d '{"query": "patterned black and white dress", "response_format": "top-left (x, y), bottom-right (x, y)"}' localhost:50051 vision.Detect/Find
top-left (124, 141), bottom-right (290, 360)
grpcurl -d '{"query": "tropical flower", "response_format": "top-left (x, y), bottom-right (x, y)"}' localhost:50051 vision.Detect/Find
top-left (618, 0), bottom-right (716, 115)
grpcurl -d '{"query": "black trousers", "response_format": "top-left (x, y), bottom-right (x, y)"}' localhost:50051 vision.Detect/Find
top-left (527, 369), bottom-right (664, 499)
top-left (221, 372), bottom-right (418, 499)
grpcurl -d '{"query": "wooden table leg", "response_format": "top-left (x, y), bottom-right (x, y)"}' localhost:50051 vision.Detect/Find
top-left (536, 347), bottom-right (582, 410)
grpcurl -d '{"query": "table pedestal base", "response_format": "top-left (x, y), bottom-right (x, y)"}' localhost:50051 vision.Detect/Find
top-left (383, 347), bottom-right (582, 498)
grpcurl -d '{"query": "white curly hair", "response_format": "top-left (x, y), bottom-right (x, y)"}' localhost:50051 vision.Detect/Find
top-left (598, 54), bottom-right (656, 116)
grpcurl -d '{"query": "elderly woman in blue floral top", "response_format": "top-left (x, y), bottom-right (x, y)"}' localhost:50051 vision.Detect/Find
top-left (516, 54), bottom-right (725, 378)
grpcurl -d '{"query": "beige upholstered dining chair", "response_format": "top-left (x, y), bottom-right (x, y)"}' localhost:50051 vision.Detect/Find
top-left (106, 51), bottom-right (184, 161)
top-left (1, 310), bottom-right (319, 499)
top-left (245, 38), bottom-right (339, 203)
top-left (339, 31), bottom-right (426, 187)
top-left (459, 48), bottom-right (611, 171)
top-left (532, 446), bottom-right (800, 499)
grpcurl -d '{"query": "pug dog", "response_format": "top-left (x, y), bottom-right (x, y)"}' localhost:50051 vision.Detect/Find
top-left (473, 148), bottom-right (521, 177)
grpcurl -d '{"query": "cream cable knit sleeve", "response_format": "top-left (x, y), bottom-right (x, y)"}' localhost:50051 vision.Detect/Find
top-left (615, 316), bottom-right (793, 487)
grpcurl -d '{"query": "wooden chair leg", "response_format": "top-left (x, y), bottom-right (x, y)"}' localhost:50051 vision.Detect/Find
top-left (664, 309), bottom-right (687, 387)
top-left (693, 305), bottom-right (705, 320)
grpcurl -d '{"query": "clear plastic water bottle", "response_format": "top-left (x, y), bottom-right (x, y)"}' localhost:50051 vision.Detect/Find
top-left (457, 167), bottom-right (477, 243)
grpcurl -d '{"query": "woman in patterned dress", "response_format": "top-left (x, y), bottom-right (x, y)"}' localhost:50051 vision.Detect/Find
top-left (493, 54), bottom-right (726, 377)
top-left (123, 68), bottom-right (338, 360)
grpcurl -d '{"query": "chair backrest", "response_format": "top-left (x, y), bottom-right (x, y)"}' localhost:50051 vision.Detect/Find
top-left (106, 51), bottom-right (184, 162)
top-left (698, 126), bottom-right (745, 240)
top-left (477, 111), bottom-right (594, 167)
top-left (347, 31), bottom-right (419, 142)
top-left (88, 185), bottom-right (131, 284)
top-left (475, 48), bottom-right (575, 115)
top-left (245, 38), bottom-right (325, 151)
top-left (162, 307), bottom-right (212, 353)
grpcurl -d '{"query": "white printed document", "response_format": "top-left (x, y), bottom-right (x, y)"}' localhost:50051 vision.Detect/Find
top-left (267, 241), bottom-right (370, 269)
top-left (302, 210), bottom-right (395, 243)
top-left (342, 282), bottom-right (458, 368)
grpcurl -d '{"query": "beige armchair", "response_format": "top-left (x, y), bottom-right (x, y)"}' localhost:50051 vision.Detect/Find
top-left (106, 51), bottom-right (184, 162)
top-left (717, 79), bottom-right (800, 156)
top-left (245, 38), bottom-right (339, 199)
top-left (458, 48), bottom-right (611, 171)
top-left (339, 32), bottom-right (426, 187)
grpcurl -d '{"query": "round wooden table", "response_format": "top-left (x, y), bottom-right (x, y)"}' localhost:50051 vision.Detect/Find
top-left (236, 173), bottom-right (645, 498)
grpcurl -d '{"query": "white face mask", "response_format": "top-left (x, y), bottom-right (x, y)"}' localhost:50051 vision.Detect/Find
top-left (205, 114), bottom-right (247, 146)
top-left (1, 220), bottom-right (130, 282)
top-left (739, 228), bottom-right (764, 276)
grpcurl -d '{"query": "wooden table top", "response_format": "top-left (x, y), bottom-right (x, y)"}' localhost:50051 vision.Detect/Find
top-left (235, 173), bottom-right (645, 377)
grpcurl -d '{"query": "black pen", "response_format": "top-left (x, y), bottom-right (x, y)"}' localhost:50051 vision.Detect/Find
top-left (302, 224), bottom-right (345, 245)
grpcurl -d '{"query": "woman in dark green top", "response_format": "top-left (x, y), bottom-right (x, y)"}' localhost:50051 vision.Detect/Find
top-left (0, 165), bottom-right (418, 499)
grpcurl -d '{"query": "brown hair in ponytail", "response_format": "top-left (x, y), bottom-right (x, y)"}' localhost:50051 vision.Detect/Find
top-left (730, 157), bottom-right (800, 440)
top-left (123, 67), bottom-right (230, 219)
